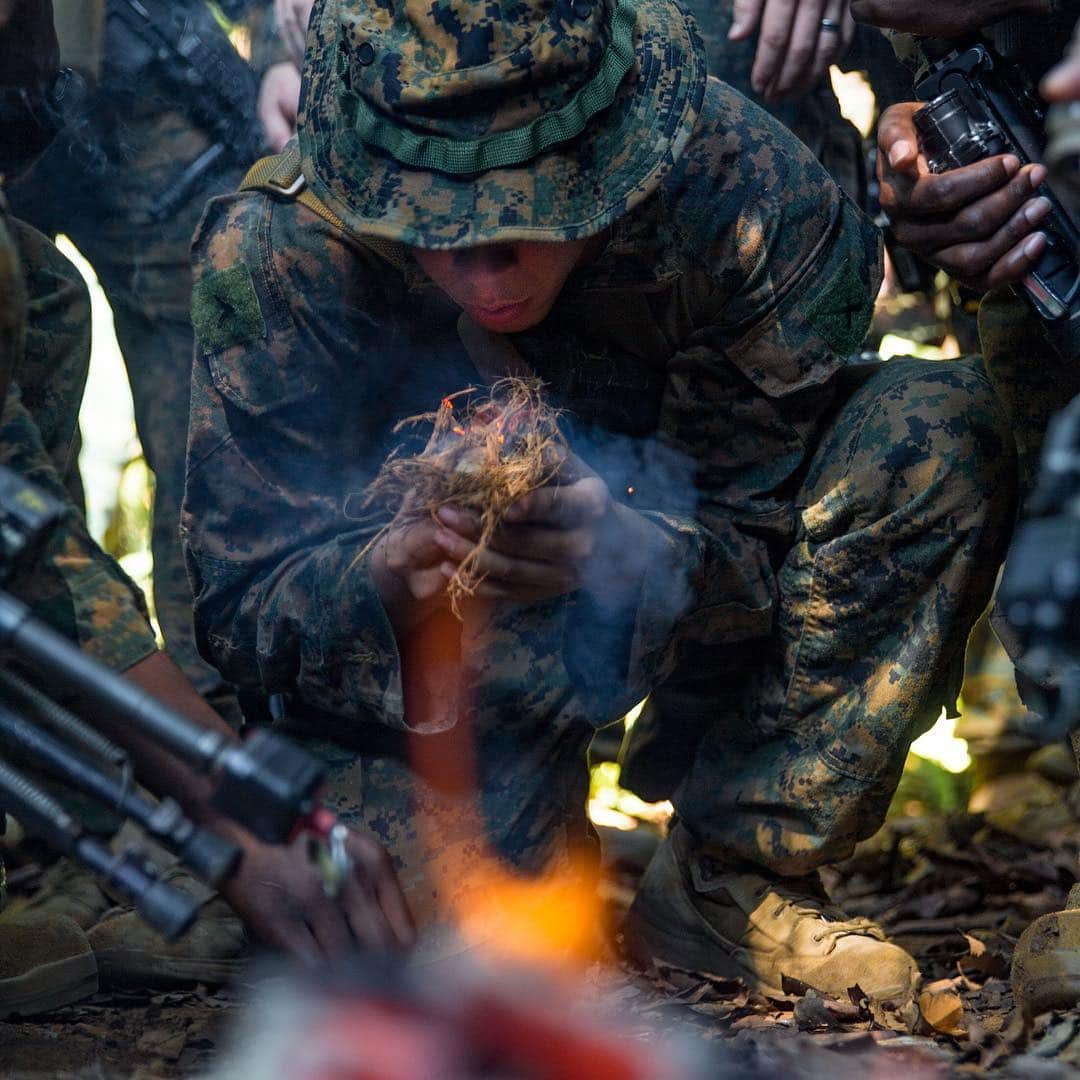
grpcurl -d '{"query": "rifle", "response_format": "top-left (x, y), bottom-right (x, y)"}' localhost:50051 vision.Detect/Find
top-left (0, 464), bottom-right (350, 940)
top-left (912, 36), bottom-right (1080, 349)
top-left (104, 0), bottom-right (265, 223)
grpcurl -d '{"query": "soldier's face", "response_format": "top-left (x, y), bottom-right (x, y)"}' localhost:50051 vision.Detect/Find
top-left (412, 240), bottom-right (589, 333)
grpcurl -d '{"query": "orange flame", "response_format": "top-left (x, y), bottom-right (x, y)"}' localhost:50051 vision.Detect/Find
top-left (404, 611), bottom-right (605, 973)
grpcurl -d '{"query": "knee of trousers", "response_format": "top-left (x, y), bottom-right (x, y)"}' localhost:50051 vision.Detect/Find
top-left (810, 357), bottom-right (1017, 539)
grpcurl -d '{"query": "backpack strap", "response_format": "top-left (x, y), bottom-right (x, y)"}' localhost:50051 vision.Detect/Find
top-left (239, 146), bottom-right (409, 272)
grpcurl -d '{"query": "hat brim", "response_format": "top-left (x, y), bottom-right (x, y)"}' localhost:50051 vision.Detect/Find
top-left (297, 0), bottom-right (707, 249)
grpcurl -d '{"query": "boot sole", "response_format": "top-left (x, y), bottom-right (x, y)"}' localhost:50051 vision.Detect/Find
top-left (0, 952), bottom-right (98, 1019)
top-left (625, 905), bottom-right (914, 1003)
top-left (624, 904), bottom-right (786, 999)
top-left (94, 949), bottom-right (245, 989)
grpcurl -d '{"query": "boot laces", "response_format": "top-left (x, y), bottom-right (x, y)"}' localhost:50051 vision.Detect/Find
top-left (761, 881), bottom-right (885, 944)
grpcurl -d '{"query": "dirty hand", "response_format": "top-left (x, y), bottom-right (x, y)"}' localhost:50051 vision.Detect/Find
top-left (850, 0), bottom-right (1045, 36)
top-left (877, 101), bottom-right (1050, 291)
top-left (730, 0), bottom-right (854, 101)
top-left (218, 826), bottom-right (415, 965)
top-left (257, 61), bottom-right (302, 152)
top-left (0, 0), bottom-right (58, 99)
top-left (433, 456), bottom-right (664, 606)
top-left (275, 0), bottom-right (315, 67)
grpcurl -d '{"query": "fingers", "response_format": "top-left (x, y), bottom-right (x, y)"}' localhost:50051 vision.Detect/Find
top-left (260, 101), bottom-right (294, 154)
top-left (877, 101), bottom-right (923, 175)
top-left (883, 154), bottom-right (1025, 219)
top-left (436, 540), bottom-right (579, 593)
top-left (765, 0), bottom-right (828, 99)
top-left (347, 835), bottom-right (416, 950)
top-left (729, 0), bottom-right (767, 40)
top-left (1043, 53), bottom-right (1080, 103)
top-left (257, 63), bottom-right (301, 153)
top-left (888, 163), bottom-right (1047, 252)
top-left (849, 0), bottom-right (893, 27)
top-left (504, 478), bottom-right (608, 528)
top-left (936, 225), bottom-right (1047, 292)
top-left (305, 899), bottom-right (359, 959)
top-left (810, 0), bottom-right (851, 83)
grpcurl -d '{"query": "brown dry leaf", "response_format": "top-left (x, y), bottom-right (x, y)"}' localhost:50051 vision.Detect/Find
top-left (918, 990), bottom-right (967, 1037)
top-left (961, 933), bottom-right (985, 957)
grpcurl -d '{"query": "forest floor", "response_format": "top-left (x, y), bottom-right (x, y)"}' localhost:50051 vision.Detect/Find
top-left (1, 755), bottom-right (1079, 1078)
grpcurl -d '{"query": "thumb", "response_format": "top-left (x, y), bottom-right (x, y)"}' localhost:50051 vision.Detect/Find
top-left (877, 102), bottom-right (922, 174)
top-left (262, 101), bottom-right (295, 152)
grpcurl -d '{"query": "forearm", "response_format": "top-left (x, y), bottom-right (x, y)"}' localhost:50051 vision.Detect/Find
top-left (84, 650), bottom-right (236, 828)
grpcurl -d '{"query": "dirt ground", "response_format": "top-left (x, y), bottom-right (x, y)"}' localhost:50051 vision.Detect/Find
top-left (2, 777), bottom-right (1080, 1079)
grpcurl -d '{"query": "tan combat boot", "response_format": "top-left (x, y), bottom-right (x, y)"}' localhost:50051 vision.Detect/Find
top-left (18, 857), bottom-right (114, 929)
top-left (1012, 884), bottom-right (1080, 1020)
top-left (87, 866), bottom-right (247, 989)
top-left (0, 913), bottom-right (97, 1018)
top-left (624, 824), bottom-right (919, 1002)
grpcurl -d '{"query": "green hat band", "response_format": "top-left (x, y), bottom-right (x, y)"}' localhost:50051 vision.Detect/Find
top-left (341, 0), bottom-right (638, 176)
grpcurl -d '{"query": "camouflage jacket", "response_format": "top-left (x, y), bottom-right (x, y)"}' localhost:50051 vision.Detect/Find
top-left (184, 79), bottom-right (882, 734)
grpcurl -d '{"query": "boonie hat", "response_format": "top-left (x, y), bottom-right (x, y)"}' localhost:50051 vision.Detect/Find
top-left (297, 0), bottom-right (706, 248)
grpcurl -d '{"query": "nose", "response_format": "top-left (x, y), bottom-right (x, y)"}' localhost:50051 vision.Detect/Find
top-left (452, 244), bottom-right (518, 273)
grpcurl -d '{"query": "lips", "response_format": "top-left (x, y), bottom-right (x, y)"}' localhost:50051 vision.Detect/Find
top-left (463, 299), bottom-right (531, 330)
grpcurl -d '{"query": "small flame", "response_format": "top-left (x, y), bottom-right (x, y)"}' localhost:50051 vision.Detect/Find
top-left (626, 486), bottom-right (635, 496)
top-left (452, 425), bottom-right (466, 437)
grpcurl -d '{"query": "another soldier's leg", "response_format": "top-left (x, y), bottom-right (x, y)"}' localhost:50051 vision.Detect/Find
top-left (0, 217), bottom-right (154, 1017)
top-left (628, 357), bottom-right (1015, 999)
top-left (71, 204), bottom-right (239, 719)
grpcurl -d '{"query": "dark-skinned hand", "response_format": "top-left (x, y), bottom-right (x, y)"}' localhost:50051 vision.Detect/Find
top-left (877, 101), bottom-right (1051, 292)
top-left (851, 0), bottom-right (1050, 37)
top-left (217, 824), bottom-right (415, 966)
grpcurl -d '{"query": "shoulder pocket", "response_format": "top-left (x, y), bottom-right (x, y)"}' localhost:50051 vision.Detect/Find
top-left (192, 194), bottom-right (317, 416)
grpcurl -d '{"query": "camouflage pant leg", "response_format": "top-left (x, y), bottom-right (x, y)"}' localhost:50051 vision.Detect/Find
top-left (979, 289), bottom-right (1080, 498)
top-left (6, 110), bottom-right (244, 710)
top-left (0, 200), bottom-right (26, 407)
top-left (306, 607), bottom-right (598, 939)
top-left (63, 185), bottom-right (241, 709)
top-left (0, 218), bottom-right (156, 671)
top-left (673, 356), bottom-right (1016, 876)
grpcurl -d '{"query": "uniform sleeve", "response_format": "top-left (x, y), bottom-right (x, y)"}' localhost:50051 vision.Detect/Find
top-left (567, 81), bottom-right (883, 716)
top-left (183, 192), bottom-right (413, 730)
top-left (0, 217), bottom-right (157, 672)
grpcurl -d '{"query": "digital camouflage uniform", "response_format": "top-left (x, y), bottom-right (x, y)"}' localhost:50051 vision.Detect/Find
top-left (183, 0), bottom-right (1015, 965)
top-left (887, 17), bottom-right (1080, 756)
top-left (5, 1), bottom-right (272, 720)
top-left (0, 196), bottom-right (156, 673)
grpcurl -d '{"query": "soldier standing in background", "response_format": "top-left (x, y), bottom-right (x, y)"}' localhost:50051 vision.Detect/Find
top-left (5, 1), bottom-right (278, 727)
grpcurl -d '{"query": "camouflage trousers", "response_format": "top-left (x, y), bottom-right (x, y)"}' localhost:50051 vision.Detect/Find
top-left (297, 356), bottom-right (1013, 939)
top-left (0, 210), bottom-right (156, 671)
top-left (6, 122), bottom-right (243, 715)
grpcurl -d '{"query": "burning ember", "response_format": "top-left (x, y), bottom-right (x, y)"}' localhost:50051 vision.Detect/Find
top-left (363, 378), bottom-right (568, 616)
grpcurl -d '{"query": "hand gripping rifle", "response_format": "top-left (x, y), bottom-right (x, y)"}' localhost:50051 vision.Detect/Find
top-left (912, 36), bottom-right (1080, 354)
top-left (0, 465), bottom-right (348, 940)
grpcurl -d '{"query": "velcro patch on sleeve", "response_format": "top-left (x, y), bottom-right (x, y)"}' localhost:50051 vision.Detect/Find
top-left (191, 262), bottom-right (267, 353)
top-left (805, 261), bottom-right (873, 359)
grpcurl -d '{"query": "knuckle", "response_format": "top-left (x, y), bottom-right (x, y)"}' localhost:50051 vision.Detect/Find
top-left (761, 31), bottom-right (789, 51)
top-left (956, 206), bottom-right (988, 237)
